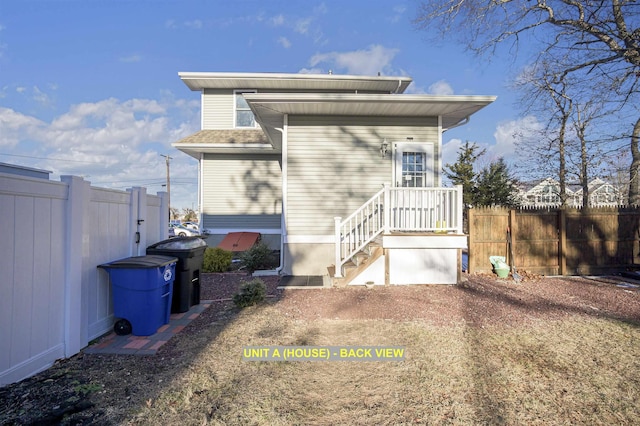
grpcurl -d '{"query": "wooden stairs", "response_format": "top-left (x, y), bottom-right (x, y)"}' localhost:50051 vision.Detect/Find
top-left (331, 237), bottom-right (384, 287)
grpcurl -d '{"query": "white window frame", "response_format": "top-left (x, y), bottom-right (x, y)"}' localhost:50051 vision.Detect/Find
top-left (234, 89), bottom-right (257, 128)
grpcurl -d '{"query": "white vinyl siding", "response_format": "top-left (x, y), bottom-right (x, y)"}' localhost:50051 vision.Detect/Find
top-left (286, 116), bottom-right (439, 236)
top-left (202, 88), bottom-right (281, 129)
top-left (202, 89), bottom-right (234, 129)
top-left (201, 153), bottom-right (282, 229)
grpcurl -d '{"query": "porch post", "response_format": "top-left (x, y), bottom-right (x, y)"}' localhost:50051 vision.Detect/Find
top-left (334, 217), bottom-right (343, 278)
top-left (383, 183), bottom-right (391, 234)
top-left (456, 184), bottom-right (463, 234)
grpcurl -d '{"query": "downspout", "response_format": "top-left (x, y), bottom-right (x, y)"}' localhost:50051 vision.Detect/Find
top-left (437, 116), bottom-right (443, 187)
top-left (275, 114), bottom-right (288, 274)
top-left (249, 98), bottom-right (289, 275)
top-left (394, 79), bottom-right (402, 94)
top-left (199, 89), bottom-right (205, 233)
top-left (444, 115), bottom-right (470, 131)
top-left (198, 152), bottom-right (203, 231)
top-left (249, 105), bottom-right (286, 275)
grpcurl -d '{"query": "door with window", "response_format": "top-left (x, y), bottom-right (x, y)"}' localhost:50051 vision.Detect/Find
top-left (394, 143), bottom-right (434, 188)
top-left (392, 143), bottom-right (436, 230)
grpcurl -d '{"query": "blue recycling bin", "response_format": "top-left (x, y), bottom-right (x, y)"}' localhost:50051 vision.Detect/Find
top-left (99, 255), bottom-right (177, 336)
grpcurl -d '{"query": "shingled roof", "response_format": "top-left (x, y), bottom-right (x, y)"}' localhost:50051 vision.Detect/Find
top-left (174, 129), bottom-right (269, 145)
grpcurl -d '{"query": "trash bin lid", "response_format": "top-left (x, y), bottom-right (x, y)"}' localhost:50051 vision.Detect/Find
top-left (98, 255), bottom-right (178, 269)
top-left (148, 236), bottom-right (207, 251)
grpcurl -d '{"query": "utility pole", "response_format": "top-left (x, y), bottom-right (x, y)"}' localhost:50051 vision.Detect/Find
top-left (161, 154), bottom-right (172, 219)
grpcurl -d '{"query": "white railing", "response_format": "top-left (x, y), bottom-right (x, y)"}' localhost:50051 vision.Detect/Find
top-left (334, 184), bottom-right (463, 277)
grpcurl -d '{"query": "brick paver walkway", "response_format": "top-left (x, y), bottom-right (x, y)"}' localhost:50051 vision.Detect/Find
top-left (84, 301), bottom-right (211, 355)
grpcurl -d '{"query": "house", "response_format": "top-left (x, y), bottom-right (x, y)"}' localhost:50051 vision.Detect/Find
top-left (173, 72), bottom-right (496, 285)
top-left (519, 177), bottom-right (623, 207)
top-left (518, 177), bottom-right (565, 207)
top-left (570, 178), bottom-right (623, 207)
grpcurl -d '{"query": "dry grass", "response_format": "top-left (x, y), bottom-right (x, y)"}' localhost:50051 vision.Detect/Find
top-left (125, 303), bottom-right (640, 425)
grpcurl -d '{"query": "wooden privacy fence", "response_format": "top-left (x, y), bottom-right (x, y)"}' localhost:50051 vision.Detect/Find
top-left (468, 206), bottom-right (640, 276)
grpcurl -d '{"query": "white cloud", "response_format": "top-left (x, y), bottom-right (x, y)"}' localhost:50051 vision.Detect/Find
top-left (277, 36), bottom-right (292, 49)
top-left (164, 19), bottom-right (203, 30)
top-left (32, 86), bottom-right (52, 107)
top-left (270, 14), bottom-right (285, 26)
top-left (441, 138), bottom-right (464, 168)
top-left (119, 54), bottom-right (142, 63)
top-left (265, 7), bottom-right (327, 45)
top-left (0, 107), bottom-right (46, 147)
top-left (1, 98), bottom-right (200, 208)
top-left (443, 116), bottom-right (542, 173)
top-left (428, 80), bottom-right (454, 95)
top-left (390, 5), bottom-right (407, 23)
top-left (314, 3), bottom-right (328, 14)
top-left (309, 44), bottom-right (400, 76)
top-left (294, 18), bottom-right (312, 35)
top-left (298, 67), bottom-right (325, 74)
top-left (491, 115), bottom-right (541, 159)
top-left (184, 20), bottom-right (203, 29)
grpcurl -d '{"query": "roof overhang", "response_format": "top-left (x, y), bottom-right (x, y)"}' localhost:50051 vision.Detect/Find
top-left (172, 129), bottom-right (278, 159)
top-left (178, 72), bottom-right (413, 93)
top-left (243, 93), bottom-right (497, 148)
top-left (172, 143), bottom-right (277, 159)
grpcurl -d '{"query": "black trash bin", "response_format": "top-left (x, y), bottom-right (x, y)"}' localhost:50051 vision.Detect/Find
top-left (147, 236), bottom-right (207, 313)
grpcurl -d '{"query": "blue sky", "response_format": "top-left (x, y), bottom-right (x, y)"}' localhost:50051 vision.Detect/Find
top-left (0, 0), bottom-right (536, 211)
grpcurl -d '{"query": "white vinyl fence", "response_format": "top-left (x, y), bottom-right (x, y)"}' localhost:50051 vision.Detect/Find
top-left (0, 172), bottom-right (169, 386)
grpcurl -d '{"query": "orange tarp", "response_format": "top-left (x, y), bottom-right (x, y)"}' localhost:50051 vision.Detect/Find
top-left (217, 232), bottom-right (261, 252)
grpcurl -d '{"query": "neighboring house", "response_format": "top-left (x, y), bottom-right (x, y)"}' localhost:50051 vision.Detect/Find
top-left (570, 178), bottom-right (623, 207)
top-left (173, 72), bottom-right (495, 285)
top-left (519, 177), bottom-right (566, 207)
top-left (519, 177), bottom-right (623, 207)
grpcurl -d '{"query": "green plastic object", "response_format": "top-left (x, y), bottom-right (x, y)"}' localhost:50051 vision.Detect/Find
top-left (489, 256), bottom-right (510, 278)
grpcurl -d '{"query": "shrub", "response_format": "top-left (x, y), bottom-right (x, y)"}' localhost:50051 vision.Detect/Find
top-left (233, 279), bottom-right (266, 308)
top-left (239, 241), bottom-right (273, 272)
top-left (202, 247), bottom-right (233, 273)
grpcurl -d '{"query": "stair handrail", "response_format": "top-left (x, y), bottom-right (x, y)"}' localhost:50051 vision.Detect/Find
top-left (334, 185), bottom-right (463, 278)
top-left (334, 184), bottom-right (389, 278)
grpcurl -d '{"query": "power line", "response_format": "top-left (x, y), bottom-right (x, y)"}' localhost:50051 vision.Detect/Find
top-left (0, 152), bottom-right (105, 164)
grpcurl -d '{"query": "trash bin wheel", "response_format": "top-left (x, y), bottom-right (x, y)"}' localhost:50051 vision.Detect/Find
top-left (114, 319), bottom-right (132, 335)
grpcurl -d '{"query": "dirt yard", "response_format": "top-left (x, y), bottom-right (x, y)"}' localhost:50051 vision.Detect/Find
top-left (1, 272), bottom-right (639, 425)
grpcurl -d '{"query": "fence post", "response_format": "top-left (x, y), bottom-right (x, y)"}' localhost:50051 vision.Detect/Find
top-left (334, 217), bottom-right (342, 278)
top-left (136, 187), bottom-right (148, 256)
top-left (509, 209), bottom-right (517, 267)
top-left (61, 175), bottom-right (88, 357)
top-left (559, 208), bottom-right (567, 275)
top-left (159, 191), bottom-right (169, 240)
top-left (127, 187), bottom-right (140, 256)
top-left (467, 207), bottom-right (475, 274)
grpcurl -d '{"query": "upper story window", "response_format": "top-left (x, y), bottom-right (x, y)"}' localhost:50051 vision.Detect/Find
top-left (234, 90), bottom-right (256, 128)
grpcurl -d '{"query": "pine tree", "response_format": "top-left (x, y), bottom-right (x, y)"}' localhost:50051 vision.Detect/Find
top-left (475, 158), bottom-right (520, 207)
top-left (443, 141), bottom-right (485, 207)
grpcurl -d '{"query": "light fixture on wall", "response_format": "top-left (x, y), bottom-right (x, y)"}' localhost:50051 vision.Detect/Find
top-left (380, 139), bottom-right (389, 158)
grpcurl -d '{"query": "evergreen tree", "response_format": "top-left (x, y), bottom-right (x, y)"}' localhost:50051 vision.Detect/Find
top-left (475, 158), bottom-right (520, 207)
top-left (443, 141), bottom-right (486, 207)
